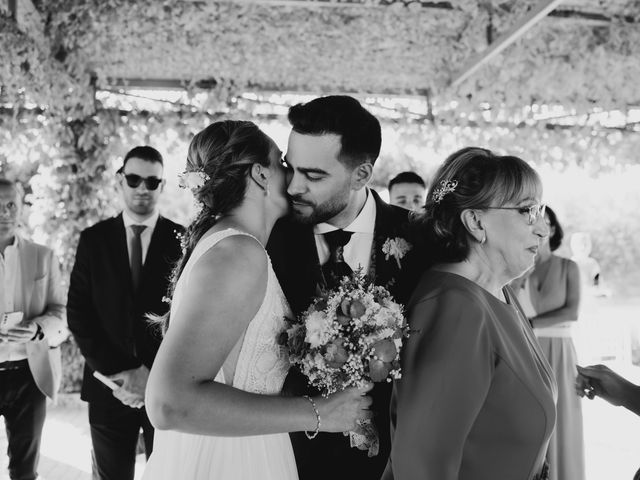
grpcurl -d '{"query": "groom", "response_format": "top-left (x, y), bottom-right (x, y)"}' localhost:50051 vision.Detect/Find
top-left (267, 95), bottom-right (425, 480)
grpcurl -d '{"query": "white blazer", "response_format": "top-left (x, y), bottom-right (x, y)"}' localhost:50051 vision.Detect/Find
top-left (15, 237), bottom-right (68, 400)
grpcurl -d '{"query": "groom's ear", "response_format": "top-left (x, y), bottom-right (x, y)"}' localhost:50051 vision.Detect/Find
top-left (350, 162), bottom-right (373, 191)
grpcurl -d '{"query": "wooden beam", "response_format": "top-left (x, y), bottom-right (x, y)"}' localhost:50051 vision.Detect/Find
top-left (3, 105), bottom-right (638, 133)
top-left (186, 0), bottom-right (635, 24)
top-left (105, 77), bottom-right (429, 97)
top-left (549, 9), bottom-right (635, 25)
top-left (106, 78), bottom-right (195, 90)
top-left (105, 77), bottom-right (228, 90)
top-left (450, 0), bottom-right (565, 88)
top-left (188, 0), bottom-right (455, 9)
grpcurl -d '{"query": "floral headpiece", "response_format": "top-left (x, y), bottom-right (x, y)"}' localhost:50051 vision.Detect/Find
top-left (432, 179), bottom-right (458, 204)
top-left (178, 169), bottom-right (210, 191)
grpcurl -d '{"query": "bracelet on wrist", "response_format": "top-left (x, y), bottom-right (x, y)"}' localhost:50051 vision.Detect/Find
top-left (303, 395), bottom-right (321, 440)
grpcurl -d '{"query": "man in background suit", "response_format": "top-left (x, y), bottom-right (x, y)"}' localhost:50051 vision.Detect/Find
top-left (0, 178), bottom-right (67, 480)
top-left (68, 146), bottom-right (183, 480)
top-left (388, 171), bottom-right (427, 212)
top-left (267, 96), bottom-right (426, 480)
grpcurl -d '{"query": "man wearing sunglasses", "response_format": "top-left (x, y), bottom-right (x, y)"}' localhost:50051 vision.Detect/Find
top-left (68, 146), bottom-right (184, 480)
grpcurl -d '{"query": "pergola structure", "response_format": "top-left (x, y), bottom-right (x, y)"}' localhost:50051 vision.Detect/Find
top-left (2, 0), bottom-right (639, 393)
top-left (2, 0), bottom-right (639, 121)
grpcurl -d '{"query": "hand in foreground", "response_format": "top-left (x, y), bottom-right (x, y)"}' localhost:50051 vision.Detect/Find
top-left (315, 383), bottom-right (374, 433)
top-left (576, 364), bottom-right (634, 406)
top-left (0, 322), bottom-right (38, 344)
top-left (108, 365), bottom-right (150, 409)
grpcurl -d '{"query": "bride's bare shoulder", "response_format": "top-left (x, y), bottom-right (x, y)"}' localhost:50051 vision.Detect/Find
top-left (189, 234), bottom-right (268, 291)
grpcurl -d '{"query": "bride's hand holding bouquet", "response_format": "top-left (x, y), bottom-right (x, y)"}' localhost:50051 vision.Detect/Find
top-left (281, 271), bottom-right (408, 456)
top-left (310, 383), bottom-right (374, 434)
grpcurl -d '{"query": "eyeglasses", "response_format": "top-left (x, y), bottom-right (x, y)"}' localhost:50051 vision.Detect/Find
top-left (485, 204), bottom-right (546, 225)
top-left (121, 174), bottom-right (163, 191)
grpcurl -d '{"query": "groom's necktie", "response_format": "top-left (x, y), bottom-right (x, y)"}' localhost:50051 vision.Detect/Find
top-left (130, 224), bottom-right (147, 292)
top-left (321, 229), bottom-right (354, 290)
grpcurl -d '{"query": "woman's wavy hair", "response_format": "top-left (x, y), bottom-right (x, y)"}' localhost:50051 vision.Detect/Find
top-left (420, 147), bottom-right (542, 263)
top-left (157, 120), bottom-right (273, 331)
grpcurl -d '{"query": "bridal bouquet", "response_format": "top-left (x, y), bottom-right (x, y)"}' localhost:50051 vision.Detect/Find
top-left (281, 272), bottom-right (408, 457)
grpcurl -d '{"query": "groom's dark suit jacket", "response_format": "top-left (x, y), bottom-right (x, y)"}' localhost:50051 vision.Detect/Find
top-left (267, 190), bottom-right (427, 480)
top-left (68, 214), bottom-right (184, 405)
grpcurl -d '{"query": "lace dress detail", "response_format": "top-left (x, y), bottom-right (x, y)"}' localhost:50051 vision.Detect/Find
top-left (141, 228), bottom-right (298, 480)
top-left (229, 236), bottom-right (291, 394)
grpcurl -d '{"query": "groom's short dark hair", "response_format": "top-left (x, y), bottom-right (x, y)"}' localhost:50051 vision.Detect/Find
top-left (288, 95), bottom-right (382, 168)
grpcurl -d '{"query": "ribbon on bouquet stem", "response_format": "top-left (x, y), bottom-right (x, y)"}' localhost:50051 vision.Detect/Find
top-left (345, 418), bottom-right (379, 457)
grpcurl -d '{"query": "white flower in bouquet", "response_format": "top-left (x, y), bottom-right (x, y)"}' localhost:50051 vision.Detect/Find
top-left (373, 308), bottom-right (398, 328)
top-left (304, 311), bottom-right (334, 348)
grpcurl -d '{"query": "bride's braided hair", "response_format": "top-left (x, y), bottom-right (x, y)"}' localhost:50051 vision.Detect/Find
top-left (158, 120), bottom-right (272, 331)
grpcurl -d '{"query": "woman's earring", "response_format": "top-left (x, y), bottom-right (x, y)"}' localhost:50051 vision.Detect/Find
top-left (480, 233), bottom-right (486, 245)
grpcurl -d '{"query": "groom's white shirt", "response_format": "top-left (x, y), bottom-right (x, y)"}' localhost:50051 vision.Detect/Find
top-left (314, 188), bottom-right (376, 273)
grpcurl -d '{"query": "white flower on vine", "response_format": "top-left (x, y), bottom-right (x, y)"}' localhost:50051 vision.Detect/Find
top-left (382, 237), bottom-right (412, 269)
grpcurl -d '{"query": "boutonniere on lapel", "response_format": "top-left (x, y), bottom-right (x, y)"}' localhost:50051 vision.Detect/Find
top-left (382, 237), bottom-right (412, 269)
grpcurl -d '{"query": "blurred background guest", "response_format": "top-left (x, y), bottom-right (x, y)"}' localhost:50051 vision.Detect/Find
top-left (570, 232), bottom-right (600, 290)
top-left (384, 147), bottom-right (556, 480)
top-left (387, 171), bottom-right (426, 212)
top-left (513, 206), bottom-right (585, 480)
top-left (570, 232), bottom-right (611, 298)
top-left (0, 178), bottom-right (67, 480)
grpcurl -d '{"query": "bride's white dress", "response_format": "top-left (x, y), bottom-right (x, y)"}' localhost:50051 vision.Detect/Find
top-left (142, 228), bottom-right (298, 480)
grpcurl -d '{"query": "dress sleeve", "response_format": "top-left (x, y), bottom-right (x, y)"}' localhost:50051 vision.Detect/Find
top-left (388, 288), bottom-right (495, 480)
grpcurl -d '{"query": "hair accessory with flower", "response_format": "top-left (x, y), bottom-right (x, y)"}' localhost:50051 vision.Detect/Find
top-left (432, 179), bottom-right (458, 204)
top-left (178, 170), bottom-right (210, 191)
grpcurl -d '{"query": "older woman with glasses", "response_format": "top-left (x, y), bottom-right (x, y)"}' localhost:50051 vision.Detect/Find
top-left (383, 147), bottom-right (557, 480)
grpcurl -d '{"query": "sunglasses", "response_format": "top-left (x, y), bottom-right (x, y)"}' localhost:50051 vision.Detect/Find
top-left (121, 174), bottom-right (163, 191)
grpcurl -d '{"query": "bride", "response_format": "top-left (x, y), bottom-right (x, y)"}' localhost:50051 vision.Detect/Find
top-left (141, 120), bottom-right (372, 480)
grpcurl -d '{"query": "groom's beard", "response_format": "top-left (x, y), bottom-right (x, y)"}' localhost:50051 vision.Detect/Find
top-left (288, 195), bottom-right (349, 225)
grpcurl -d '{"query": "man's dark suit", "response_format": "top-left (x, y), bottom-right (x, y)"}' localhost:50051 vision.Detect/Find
top-left (267, 189), bottom-right (426, 480)
top-left (67, 214), bottom-right (183, 480)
